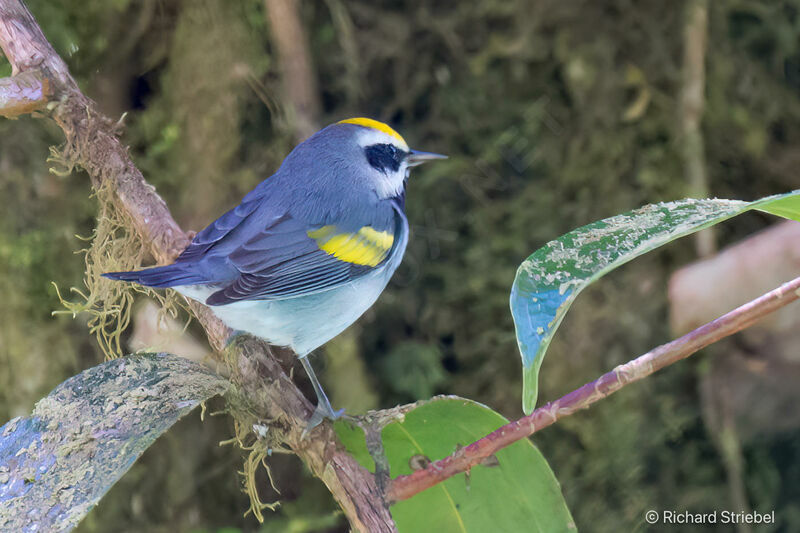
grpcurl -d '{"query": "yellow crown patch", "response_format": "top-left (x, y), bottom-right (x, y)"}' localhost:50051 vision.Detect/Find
top-left (338, 117), bottom-right (408, 149)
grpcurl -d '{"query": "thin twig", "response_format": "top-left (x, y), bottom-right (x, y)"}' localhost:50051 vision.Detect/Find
top-left (386, 275), bottom-right (800, 502)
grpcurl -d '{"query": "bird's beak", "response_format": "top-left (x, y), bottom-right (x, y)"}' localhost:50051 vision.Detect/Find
top-left (407, 149), bottom-right (448, 167)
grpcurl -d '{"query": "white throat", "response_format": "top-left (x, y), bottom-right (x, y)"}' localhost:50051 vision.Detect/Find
top-left (374, 165), bottom-right (407, 199)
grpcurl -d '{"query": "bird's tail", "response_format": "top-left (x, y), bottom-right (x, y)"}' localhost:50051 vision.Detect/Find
top-left (103, 264), bottom-right (206, 288)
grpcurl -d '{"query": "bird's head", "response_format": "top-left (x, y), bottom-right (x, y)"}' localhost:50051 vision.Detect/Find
top-left (337, 117), bottom-right (447, 199)
top-left (287, 117), bottom-right (446, 200)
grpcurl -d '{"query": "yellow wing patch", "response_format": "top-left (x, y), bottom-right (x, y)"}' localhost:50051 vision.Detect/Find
top-left (338, 117), bottom-right (408, 150)
top-left (308, 225), bottom-right (394, 267)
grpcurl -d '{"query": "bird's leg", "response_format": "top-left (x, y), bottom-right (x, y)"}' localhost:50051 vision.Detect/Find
top-left (299, 355), bottom-right (344, 437)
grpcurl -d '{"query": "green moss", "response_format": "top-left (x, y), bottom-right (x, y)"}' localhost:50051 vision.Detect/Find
top-left (51, 179), bottom-right (184, 360)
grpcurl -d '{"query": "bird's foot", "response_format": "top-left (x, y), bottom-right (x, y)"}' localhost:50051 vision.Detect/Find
top-left (301, 403), bottom-right (346, 439)
top-left (298, 355), bottom-right (345, 438)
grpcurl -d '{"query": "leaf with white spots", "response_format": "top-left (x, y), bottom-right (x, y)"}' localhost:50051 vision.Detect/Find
top-left (511, 190), bottom-right (800, 414)
top-left (0, 353), bottom-right (228, 532)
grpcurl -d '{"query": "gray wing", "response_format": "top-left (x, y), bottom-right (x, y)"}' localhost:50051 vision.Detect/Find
top-left (177, 197), bottom-right (405, 305)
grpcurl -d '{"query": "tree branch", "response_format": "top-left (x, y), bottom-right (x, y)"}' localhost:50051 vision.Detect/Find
top-left (0, 1), bottom-right (394, 530)
top-left (386, 275), bottom-right (800, 502)
top-left (0, 69), bottom-right (49, 117)
top-left (680, 0), bottom-right (713, 256)
top-left (264, 0), bottom-right (321, 141)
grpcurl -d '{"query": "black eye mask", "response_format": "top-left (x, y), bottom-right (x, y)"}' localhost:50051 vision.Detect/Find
top-left (365, 143), bottom-right (405, 173)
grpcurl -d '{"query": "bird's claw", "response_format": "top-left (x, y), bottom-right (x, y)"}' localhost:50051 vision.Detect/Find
top-left (301, 404), bottom-right (346, 439)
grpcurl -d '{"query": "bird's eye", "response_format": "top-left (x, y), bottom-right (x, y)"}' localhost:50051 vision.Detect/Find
top-left (365, 143), bottom-right (403, 173)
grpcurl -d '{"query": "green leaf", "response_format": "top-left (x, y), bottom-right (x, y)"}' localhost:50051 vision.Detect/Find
top-left (336, 397), bottom-right (575, 532)
top-left (0, 353), bottom-right (228, 532)
top-left (334, 421), bottom-right (375, 472)
top-left (511, 190), bottom-right (800, 414)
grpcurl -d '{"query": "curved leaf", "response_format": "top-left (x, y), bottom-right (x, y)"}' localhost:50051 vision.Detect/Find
top-left (511, 190), bottom-right (800, 414)
top-left (0, 353), bottom-right (228, 532)
top-left (336, 396), bottom-right (575, 532)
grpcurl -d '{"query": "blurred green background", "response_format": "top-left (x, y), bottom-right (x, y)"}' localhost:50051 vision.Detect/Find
top-left (1, 0), bottom-right (799, 531)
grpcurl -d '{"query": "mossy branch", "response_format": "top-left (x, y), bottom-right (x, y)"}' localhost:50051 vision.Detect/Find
top-left (0, 1), bottom-right (395, 531)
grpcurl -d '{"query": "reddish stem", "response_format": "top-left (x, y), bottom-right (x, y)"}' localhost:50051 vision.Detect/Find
top-left (386, 275), bottom-right (800, 502)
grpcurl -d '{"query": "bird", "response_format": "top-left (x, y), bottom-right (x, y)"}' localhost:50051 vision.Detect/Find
top-left (104, 117), bottom-right (446, 430)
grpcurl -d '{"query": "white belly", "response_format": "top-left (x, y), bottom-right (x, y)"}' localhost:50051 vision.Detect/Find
top-left (175, 268), bottom-right (393, 355)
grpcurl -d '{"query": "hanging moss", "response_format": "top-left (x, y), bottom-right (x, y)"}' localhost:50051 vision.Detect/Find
top-left (51, 177), bottom-right (185, 360)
